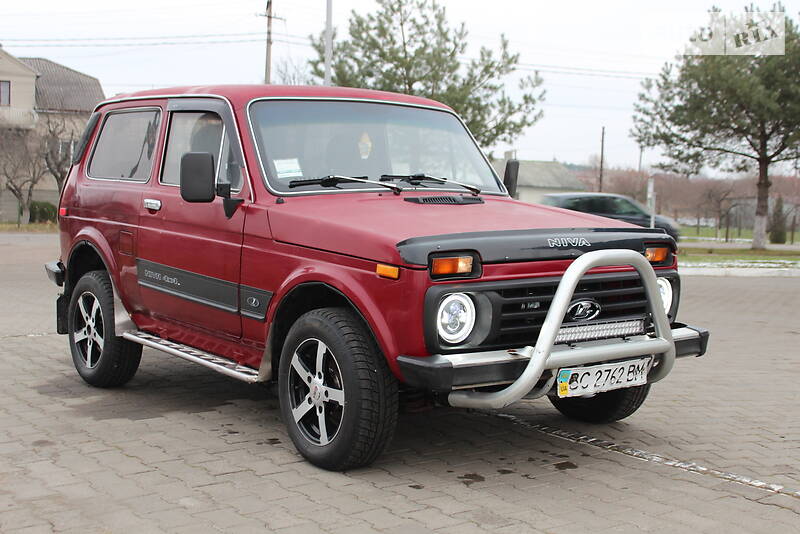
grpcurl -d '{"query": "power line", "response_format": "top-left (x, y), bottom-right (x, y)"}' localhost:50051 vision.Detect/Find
top-left (517, 62), bottom-right (656, 77)
top-left (3, 36), bottom-right (311, 49)
top-left (519, 68), bottom-right (650, 80)
top-left (0, 31), bottom-right (267, 42)
top-left (5, 31), bottom-right (655, 80)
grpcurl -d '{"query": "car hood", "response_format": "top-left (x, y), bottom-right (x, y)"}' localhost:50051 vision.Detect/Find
top-left (653, 214), bottom-right (678, 228)
top-left (267, 193), bottom-right (666, 266)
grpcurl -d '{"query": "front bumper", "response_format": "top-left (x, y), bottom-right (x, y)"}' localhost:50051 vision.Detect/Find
top-left (402, 249), bottom-right (705, 410)
top-left (398, 323), bottom-right (709, 392)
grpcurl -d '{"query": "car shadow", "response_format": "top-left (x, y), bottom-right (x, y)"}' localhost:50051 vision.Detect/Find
top-left (35, 348), bottom-right (630, 479)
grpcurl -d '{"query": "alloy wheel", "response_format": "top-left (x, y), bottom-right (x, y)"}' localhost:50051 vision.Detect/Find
top-left (72, 291), bottom-right (105, 369)
top-left (287, 338), bottom-right (345, 446)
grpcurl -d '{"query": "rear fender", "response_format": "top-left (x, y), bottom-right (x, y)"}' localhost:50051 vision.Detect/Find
top-left (67, 230), bottom-right (137, 333)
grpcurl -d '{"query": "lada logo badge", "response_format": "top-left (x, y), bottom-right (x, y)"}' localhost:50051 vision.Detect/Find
top-left (246, 296), bottom-right (260, 308)
top-left (566, 299), bottom-right (602, 322)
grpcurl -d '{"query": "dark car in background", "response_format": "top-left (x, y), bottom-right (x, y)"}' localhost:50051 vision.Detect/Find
top-left (542, 192), bottom-right (680, 241)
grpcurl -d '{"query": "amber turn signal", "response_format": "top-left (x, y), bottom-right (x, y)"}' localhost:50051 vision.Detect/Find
top-left (376, 263), bottom-right (400, 279)
top-left (431, 256), bottom-right (473, 276)
top-left (645, 246), bottom-right (670, 263)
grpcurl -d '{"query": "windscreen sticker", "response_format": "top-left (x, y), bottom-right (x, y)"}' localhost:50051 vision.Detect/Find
top-left (274, 158), bottom-right (303, 179)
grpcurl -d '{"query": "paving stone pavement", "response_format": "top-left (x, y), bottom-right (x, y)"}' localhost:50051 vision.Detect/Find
top-left (1, 233), bottom-right (799, 533)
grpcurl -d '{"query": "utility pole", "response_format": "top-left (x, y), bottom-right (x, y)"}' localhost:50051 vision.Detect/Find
top-left (258, 2), bottom-right (284, 84)
top-left (637, 145), bottom-right (643, 173)
top-left (265, 0), bottom-right (273, 84)
top-left (647, 173), bottom-right (656, 229)
top-left (598, 126), bottom-right (605, 192)
top-left (324, 0), bottom-right (333, 86)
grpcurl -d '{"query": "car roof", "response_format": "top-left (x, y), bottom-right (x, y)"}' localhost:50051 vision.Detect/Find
top-left (97, 84), bottom-right (452, 112)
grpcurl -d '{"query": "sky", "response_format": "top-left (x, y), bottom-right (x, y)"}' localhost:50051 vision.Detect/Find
top-left (2, 0), bottom-right (797, 172)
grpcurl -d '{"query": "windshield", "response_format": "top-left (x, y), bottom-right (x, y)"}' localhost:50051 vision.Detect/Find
top-left (605, 197), bottom-right (648, 216)
top-left (616, 197), bottom-right (650, 216)
top-left (248, 100), bottom-right (503, 194)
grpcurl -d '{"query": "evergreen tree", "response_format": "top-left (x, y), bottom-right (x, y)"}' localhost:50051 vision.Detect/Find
top-left (309, 0), bottom-right (544, 149)
top-left (631, 10), bottom-right (800, 249)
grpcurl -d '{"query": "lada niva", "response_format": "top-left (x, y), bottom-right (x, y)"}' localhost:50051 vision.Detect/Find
top-left (45, 85), bottom-right (709, 470)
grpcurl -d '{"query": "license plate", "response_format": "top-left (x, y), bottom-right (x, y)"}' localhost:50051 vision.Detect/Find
top-left (556, 357), bottom-right (652, 398)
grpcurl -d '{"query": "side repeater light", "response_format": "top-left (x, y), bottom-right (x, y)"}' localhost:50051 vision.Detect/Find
top-left (376, 263), bottom-right (400, 279)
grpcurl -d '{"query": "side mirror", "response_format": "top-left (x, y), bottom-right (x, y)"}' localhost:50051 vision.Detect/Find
top-left (503, 159), bottom-right (519, 199)
top-left (180, 152), bottom-right (216, 203)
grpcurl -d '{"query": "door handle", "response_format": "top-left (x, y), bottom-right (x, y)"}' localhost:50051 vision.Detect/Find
top-left (143, 198), bottom-right (162, 211)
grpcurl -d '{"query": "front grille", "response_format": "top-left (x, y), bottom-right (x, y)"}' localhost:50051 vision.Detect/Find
top-left (492, 272), bottom-right (649, 348)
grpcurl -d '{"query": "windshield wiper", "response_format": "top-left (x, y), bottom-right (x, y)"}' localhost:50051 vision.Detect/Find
top-left (288, 175), bottom-right (403, 195)
top-left (380, 173), bottom-right (481, 196)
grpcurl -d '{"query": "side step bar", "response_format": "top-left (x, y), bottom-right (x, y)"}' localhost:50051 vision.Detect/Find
top-left (122, 331), bottom-right (260, 383)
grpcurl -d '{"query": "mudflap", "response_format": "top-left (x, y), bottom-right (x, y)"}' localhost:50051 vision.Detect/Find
top-left (56, 294), bottom-right (68, 335)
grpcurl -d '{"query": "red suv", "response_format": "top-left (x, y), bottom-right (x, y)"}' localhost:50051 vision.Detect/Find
top-left (45, 85), bottom-right (708, 470)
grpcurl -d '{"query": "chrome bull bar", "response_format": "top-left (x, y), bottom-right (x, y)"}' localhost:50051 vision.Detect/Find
top-left (447, 249), bottom-right (675, 409)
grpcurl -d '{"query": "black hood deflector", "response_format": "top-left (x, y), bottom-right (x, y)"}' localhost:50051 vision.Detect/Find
top-left (396, 227), bottom-right (674, 266)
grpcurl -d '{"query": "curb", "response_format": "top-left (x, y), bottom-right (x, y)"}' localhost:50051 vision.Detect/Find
top-left (681, 267), bottom-right (800, 277)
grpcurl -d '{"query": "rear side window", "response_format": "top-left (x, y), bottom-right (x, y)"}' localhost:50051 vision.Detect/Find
top-left (72, 112), bottom-right (101, 165)
top-left (88, 109), bottom-right (161, 181)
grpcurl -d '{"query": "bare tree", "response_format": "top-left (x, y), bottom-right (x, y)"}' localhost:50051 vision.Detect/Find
top-left (698, 179), bottom-right (737, 239)
top-left (605, 169), bottom-right (646, 202)
top-left (40, 114), bottom-right (76, 192)
top-left (275, 58), bottom-right (314, 86)
top-left (0, 126), bottom-right (48, 225)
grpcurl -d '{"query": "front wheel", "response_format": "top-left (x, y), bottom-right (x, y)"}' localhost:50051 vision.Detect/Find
top-left (278, 307), bottom-right (398, 471)
top-left (68, 270), bottom-right (142, 387)
top-left (548, 384), bottom-right (651, 423)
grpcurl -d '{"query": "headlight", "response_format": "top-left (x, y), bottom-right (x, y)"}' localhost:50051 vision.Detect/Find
top-left (437, 293), bottom-right (475, 344)
top-left (656, 277), bottom-right (673, 315)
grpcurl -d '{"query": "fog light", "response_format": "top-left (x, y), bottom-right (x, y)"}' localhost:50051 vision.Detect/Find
top-left (437, 293), bottom-right (475, 344)
top-left (656, 277), bottom-right (673, 314)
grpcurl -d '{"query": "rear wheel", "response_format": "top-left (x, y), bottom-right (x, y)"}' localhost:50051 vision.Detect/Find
top-left (549, 384), bottom-right (651, 423)
top-left (68, 271), bottom-right (142, 387)
top-left (278, 307), bottom-right (398, 471)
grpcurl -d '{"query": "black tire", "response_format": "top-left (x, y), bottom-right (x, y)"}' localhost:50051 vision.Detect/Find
top-left (278, 307), bottom-right (398, 471)
top-left (549, 384), bottom-right (651, 424)
top-left (68, 270), bottom-right (142, 388)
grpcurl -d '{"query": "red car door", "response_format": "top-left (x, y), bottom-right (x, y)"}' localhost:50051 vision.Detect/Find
top-left (136, 98), bottom-right (250, 339)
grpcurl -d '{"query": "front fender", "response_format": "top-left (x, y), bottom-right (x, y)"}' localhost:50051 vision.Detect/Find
top-left (267, 262), bottom-right (412, 377)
